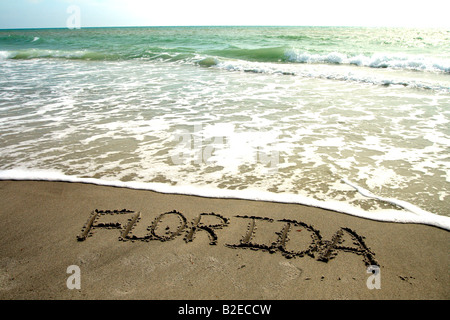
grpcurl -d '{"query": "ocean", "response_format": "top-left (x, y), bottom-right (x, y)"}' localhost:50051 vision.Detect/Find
top-left (0, 26), bottom-right (449, 229)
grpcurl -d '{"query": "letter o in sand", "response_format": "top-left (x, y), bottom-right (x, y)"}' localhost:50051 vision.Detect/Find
top-left (150, 210), bottom-right (187, 241)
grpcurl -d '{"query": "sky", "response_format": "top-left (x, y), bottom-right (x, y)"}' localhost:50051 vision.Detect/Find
top-left (0, 0), bottom-right (449, 29)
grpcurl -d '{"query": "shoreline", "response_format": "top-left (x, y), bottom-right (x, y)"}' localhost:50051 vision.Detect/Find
top-left (1, 170), bottom-right (448, 231)
top-left (0, 180), bottom-right (448, 299)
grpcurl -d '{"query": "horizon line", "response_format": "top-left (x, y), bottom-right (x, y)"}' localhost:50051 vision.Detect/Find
top-left (1, 24), bottom-right (448, 31)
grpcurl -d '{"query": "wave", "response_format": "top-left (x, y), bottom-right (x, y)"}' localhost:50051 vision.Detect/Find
top-left (2, 48), bottom-right (448, 92)
top-left (209, 58), bottom-right (450, 92)
top-left (202, 46), bottom-right (450, 74)
top-left (0, 47), bottom-right (201, 63)
top-left (0, 169), bottom-right (449, 230)
top-left (285, 49), bottom-right (450, 73)
top-left (0, 48), bottom-right (119, 61)
top-left (3, 45), bottom-right (449, 74)
top-left (0, 34), bottom-right (43, 43)
top-left (207, 46), bottom-right (287, 63)
top-left (1, 48), bottom-right (448, 92)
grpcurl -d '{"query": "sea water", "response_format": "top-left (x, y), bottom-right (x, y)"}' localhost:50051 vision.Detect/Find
top-left (0, 27), bottom-right (449, 229)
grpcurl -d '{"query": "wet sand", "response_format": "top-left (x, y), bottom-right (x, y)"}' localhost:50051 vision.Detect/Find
top-left (0, 180), bottom-right (448, 299)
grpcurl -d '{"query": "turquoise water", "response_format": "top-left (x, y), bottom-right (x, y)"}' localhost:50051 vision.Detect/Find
top-left (0, 27), bottom-right (449, 228)
top-left (1, 27), bottom-right (449, 70)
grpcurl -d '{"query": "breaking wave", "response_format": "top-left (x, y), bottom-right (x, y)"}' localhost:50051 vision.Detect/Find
top-left (2, 44), bottom-right (449, 74)
top-left (285, 49), bottom-right (450, 73)
top-left (2, 47), bottom-right (448, 92)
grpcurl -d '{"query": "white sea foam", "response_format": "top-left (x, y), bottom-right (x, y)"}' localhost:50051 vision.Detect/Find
top-left (0, 48), bottom-right (108, 61)
top-left (0, 51), bottom-right (13, 60)
top-left (285, 50), bottom-right (450, 73)
top-left (0, 169), bottom-right (448, 231)
top-left (1, 56), bottom-right (448, 231)
top-left (213, 57), bottom-right (450, 93)
top-left (2, 28), bottom-right (449, 235)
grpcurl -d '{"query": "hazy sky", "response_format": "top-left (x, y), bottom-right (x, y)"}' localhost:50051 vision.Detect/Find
top-left (1, 0), bottom-right (449, 29)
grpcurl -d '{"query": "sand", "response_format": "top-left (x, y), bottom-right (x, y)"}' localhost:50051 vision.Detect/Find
top-left (0, 180), bottom-right (448, 300)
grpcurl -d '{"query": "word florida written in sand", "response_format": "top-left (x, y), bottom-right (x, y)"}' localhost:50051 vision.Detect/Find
top-left (77, 209), bottom-right (379, 267)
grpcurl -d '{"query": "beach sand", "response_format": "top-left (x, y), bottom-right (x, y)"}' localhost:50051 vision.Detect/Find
top-left (0, 180), bottom-right (448, 300)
